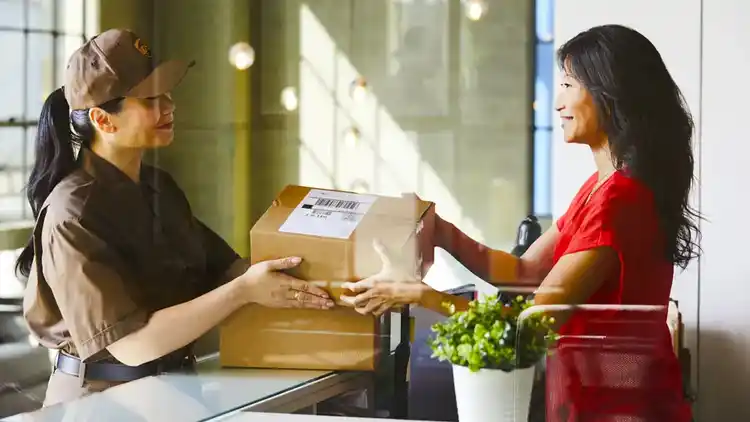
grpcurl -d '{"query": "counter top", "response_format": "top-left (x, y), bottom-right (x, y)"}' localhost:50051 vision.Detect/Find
top-left (222, 413), bottom-right (437, 422)
top-left (2, 354), bottom-right (370, 422)
top-left (3, 312), bottom-right (408, 422)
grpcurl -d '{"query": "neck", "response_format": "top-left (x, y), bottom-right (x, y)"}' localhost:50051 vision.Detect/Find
top-left (591, 141), bottom-right (616, 181)
top-left (91, 141), bottom-right (144, 183)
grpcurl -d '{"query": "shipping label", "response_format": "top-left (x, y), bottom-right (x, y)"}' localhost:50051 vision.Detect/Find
top-left (278, 189), bottom-right (377, 239)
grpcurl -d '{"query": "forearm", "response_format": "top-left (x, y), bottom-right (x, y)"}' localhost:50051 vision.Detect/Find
top-left (418, 287), bottom-right (471, 317)
top-left (108, 278), bottom-right (247, 366)
top-left (434, 215), bottom-right (521, 285)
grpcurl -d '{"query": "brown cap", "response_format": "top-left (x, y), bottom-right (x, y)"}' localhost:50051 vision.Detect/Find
top-left (64, 28), bottom-right (194, 110)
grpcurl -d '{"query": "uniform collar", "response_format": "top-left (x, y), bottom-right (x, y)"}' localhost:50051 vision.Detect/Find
top-left (80, 147), bottom-right (160, 193)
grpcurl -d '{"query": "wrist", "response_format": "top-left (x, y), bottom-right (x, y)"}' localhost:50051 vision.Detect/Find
top-left (232, 272), bottom-right (258, 306)
top-left (414, 283), bottom-right (433, 307)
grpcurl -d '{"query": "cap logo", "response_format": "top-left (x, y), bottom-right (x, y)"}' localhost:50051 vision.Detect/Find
top-left (134, 38), bottom-right (151, 57)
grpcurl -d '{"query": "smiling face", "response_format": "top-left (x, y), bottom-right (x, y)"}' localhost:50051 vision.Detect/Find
top-left (554, 70), bottom-right (607, 147)
top-left (89, 93), bottom-right (176, 149)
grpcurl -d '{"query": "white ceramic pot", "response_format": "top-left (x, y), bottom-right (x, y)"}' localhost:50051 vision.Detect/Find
top-left (452, 364), bottom-right (535, 422)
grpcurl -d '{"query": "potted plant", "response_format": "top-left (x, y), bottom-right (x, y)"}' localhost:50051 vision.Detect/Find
top-left (429, 294), bottom-right (558, 422)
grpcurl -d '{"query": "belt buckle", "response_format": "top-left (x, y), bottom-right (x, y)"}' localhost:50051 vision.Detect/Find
top-left (53, 351), bottom-right (61, 371)
top-left (77, 361), bottom-right (87, 388)
top-left (184, 354), bottom-right (196, 368)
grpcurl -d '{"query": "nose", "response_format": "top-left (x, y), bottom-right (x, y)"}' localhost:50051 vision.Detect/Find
top-left (159, 93), bottom-right (176, 114)
top-left (554, 93), bottom-right (565, 113)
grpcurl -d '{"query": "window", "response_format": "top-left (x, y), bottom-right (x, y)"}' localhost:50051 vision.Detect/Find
top-left (532, 0), bottom-right (554, 217)
top-left (0, 0), bottom-right (98, 222)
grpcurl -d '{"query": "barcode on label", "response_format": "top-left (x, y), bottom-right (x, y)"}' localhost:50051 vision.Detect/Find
top-left (314, 198), bottom-right (361, 210)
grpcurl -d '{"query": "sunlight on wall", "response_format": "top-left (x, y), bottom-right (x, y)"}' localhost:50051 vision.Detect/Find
top-left (298, 4), bottom-right (487, 291)
top-left (298, 58), bottom-right (336, 190)
top-left (0, 249), bottom-right (23, 298)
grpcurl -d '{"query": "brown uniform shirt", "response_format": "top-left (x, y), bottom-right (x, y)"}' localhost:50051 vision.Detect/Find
top-left (23, 148), bottom-right (240, 396)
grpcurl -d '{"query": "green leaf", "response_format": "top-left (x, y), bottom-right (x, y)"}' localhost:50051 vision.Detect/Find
top-left (428, 294), bottom-right (559, 372)
top-left (457, 344), bottom-right (472, 359)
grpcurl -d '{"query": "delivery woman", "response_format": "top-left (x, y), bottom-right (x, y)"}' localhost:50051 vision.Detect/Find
top-left (343, 24), bottom-right (697, 421)
top-left (17, 28), bottom-right (334, 406)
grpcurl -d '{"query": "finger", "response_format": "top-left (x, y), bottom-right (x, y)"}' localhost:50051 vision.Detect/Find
top-left (373, 302), bottom-right (392, 317)
top-left (264, 256), bottom-right (302, 271)
top-left (338, 294), bottom-right (357, 307)
top-left (286, 289), bottom-right (334, 309)
top-left (372, 238), bottom-right (391, 268)
top-left (300, 292), bottom-right (335, 309)
top-left (286, 278), bottom-right (329, 299)
top-left (357, 297), bottom-right (385, 315)
top-left (342, 278), bottom-right (376, 294)
top-left (352, 288), bottom-right (378, 307)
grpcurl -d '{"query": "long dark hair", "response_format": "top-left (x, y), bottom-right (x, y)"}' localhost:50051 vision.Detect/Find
top-left (15, 88), bottom-right (123, 279)
top-left (557, 24), bottom-right (701, 269)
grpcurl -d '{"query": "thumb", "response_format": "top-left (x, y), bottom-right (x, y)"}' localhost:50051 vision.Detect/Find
top-left (342, 278), bottom-right (375, 292)
top-left (372, 238), bottom-right (392, 268)
top-left (264, 256), bottom-right (302, 271)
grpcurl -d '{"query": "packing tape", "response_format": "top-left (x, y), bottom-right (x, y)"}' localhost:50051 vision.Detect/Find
top-left (262, 329), bottom-right (391, 337)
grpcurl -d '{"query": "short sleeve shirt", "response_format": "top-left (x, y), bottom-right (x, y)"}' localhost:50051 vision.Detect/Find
top-left (554, 170), bottom-right (673, 312)
top-left (23, 148), bottom-right (240, 362)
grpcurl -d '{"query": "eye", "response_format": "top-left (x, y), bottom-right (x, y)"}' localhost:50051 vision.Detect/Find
top-left (560, 82), bottom-right (572, 88)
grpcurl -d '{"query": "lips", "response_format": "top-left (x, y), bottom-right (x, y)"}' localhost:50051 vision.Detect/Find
top-left (157, 121), bottom-right (174, 130)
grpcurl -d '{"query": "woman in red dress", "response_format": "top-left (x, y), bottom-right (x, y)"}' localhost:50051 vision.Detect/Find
top-left (342, 24), bottom-right (698, 421)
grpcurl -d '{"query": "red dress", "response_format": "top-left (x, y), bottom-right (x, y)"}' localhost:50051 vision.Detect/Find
top-left (547, 170), bottom-right (692, 421)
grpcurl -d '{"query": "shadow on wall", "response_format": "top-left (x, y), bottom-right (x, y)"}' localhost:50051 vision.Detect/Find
top-left (304, 0), bottom-right (529, 248)
top-left (253, 0), bottom-right (531, 253)
top-left (697, 329), bottom-right (750, 421)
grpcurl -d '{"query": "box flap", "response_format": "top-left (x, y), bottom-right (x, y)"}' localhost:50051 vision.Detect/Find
top-left (250, 185), bottom-right (434, 293)
top-left (252, 185), bottom-right (432, 243)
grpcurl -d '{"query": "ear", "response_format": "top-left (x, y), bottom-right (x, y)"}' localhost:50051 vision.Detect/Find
top-left (88, 107), bottom-right (117, 134)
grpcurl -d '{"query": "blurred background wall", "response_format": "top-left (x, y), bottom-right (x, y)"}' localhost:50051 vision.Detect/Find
top-left (30, 1), bottom-right (750, 419)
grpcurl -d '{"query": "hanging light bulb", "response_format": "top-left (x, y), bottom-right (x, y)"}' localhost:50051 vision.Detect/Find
top-left (349, 77), bottom-right (369, 101)
top-left (280, 86), bottom-right (298, 111)
top-left (343, 127), bottom-right (361, 148)
top-left (228, 42), bottom-right (255, 70)
top-left (465, 0), bottom-right (487, 21)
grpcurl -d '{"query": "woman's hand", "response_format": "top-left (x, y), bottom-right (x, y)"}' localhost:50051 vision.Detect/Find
top-left (341, 279), bottom-right (430, 316)
top-left (241, 257), bottom-right (335, 309)
top-left (340, 239), bottom-right (428, 316)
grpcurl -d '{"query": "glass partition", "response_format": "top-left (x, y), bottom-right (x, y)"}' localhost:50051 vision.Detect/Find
top-left (516, 303), bottom-right (686, 421)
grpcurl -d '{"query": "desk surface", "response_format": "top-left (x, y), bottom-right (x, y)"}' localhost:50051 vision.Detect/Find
top-left (3, 314), bottom-right (406, 422)
top-left (2, 355), bottom-right (364, 422)
top-left (223, 414), bottom-right (437, 422)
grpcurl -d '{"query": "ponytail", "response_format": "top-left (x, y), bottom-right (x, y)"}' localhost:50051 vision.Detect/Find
top-left (15, 88), bottom-right (123, 279)
top-left (15, 88), bottom-right (76, 278)
top-left (28, 88), bottom-right (77, 218)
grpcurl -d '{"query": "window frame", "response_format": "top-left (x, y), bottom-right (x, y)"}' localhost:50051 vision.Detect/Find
top-left (0, 0), bottom-right (90, 225)
top-left (0, 0), bottom-right (93, 298)
top-left (530, 0), bottom-right (555, 219)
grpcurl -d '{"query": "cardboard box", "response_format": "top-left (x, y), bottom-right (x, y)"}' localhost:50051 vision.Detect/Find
top-left (220, 185), bottom-right (435, 371)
